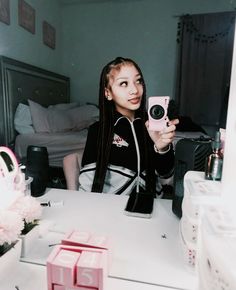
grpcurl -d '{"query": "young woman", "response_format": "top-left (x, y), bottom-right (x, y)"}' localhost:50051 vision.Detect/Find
top-left (75, 57), bottom-right (179, 195)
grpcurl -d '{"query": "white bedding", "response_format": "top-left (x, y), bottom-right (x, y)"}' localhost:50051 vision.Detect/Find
top-left (14, 129), bottom-right (88, 167)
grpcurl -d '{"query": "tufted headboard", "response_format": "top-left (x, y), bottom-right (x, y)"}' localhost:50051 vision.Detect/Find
top-left (0, 56), bottom-right (70, 148)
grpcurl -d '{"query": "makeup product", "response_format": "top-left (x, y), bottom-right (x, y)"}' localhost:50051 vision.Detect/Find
top-left (205, 131), bottom-right (223, 181)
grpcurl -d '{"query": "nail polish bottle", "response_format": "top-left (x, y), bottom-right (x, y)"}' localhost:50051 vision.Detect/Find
top-left (205, 131), bottom-right (223, 181)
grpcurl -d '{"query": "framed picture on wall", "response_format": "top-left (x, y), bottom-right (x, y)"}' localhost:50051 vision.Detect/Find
top-left (0, 0), bottom-right (10, 25)
top-left (43, 21), bottom-right (56, 49)
top-left (18, 0), bottom-right (35, 34)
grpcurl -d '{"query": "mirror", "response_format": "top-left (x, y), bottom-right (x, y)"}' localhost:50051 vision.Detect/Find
top-left (0, 2), bottom-right (235, 288)
top-left (0, 0), bottom-right (234, 214)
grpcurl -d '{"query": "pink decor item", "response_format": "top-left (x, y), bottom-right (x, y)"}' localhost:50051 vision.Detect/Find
top-left (47, 245), bottom-right (108, 290)
top-left (62, 230), bottom-right (112, 270)
top-left (62, 230), bottom-right (110, 250)
top-left (51, 249), bottom-right (80, 286)
top-left (76, 251), bottom-right (102, 288)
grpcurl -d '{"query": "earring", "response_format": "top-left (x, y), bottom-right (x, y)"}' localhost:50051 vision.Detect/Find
top-left (106, 95), bottom-right (112, 101)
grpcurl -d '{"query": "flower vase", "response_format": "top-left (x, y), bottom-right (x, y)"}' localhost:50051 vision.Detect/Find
top-left (20, 224), bottom-right (39, 258)
top-left (0, 239), bottom-right (22, 280)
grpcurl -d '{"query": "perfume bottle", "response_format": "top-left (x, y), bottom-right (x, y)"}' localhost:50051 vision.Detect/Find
top-left (205, 131), bottom-right (223, 181)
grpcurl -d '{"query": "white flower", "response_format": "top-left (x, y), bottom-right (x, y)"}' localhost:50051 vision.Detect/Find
top-left (0, 210), bottom-right (24, 246)
top-left (9, 195), bottom-right (42, 224)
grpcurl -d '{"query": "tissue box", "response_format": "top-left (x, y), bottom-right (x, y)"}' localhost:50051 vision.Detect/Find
top-left (47, 244), bottom-right (108, 290)
top-left (179, 221), bottom-right (196, 269)
top-left (180, 171), bottom-right (222, 269)
top-left (197, 210), bottom-right (236, 289)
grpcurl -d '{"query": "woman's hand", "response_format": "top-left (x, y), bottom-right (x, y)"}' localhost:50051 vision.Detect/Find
top-left (145, 119), bottom-right (179, 152)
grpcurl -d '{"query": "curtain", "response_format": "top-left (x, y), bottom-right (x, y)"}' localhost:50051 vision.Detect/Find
top-left (175, 11), bottom-right (236, 132)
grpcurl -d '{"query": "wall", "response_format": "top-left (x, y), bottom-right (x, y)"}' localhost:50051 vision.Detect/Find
top-left (0, 0), bottom-right (63, 73)
top-left (0, 0), bottom-right (234, 103)
top-left (61, 0), bottom-right (235, 103)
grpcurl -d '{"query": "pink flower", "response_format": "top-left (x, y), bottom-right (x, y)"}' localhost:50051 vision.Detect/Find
top-left (9, 195), bottom-right (42, 224)
top-left (0, 210), bottom-right (24, 246)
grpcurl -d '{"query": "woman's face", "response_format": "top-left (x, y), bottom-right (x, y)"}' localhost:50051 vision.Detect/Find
top-left (105, 64), bottom-right (143, 120)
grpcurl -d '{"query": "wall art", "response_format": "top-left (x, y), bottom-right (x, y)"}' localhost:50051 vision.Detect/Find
top-left (43, 21), bottom-right (56, 49)
top-left (18, 0), bottom-right (35, 34)
top-left (0, 0), bottom-right (10, 25)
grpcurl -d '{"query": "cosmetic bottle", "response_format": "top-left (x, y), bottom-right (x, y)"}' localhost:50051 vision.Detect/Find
top-left (205, 131), bottom-right (223, 181)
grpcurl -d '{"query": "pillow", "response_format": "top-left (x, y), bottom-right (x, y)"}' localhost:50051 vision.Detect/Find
top-left (28, 100), bottom-right (99, 133)
top-left (48, 102), bottom-right (79, 110)
top-left (14, 103), bottom-right (35, 134)
top-left (28, 100), bottom-right (51, 132)
top-left (28, 99), bottom-right (72, 133)
top-left (67, 104), bottom-right (99, 131)
top-left (47, 109), bottom-right (73, 133)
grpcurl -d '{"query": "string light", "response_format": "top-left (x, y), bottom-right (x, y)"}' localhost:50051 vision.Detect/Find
top-left (176, 14), bottom-right (235, 44)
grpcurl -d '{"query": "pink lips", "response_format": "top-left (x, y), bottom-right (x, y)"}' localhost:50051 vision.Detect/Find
top-left (129, 97), bottom-right (140, 105)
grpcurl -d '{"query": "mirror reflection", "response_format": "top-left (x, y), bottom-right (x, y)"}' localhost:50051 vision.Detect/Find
top-left (0, 0), bottom-right (235, 138)
top-left (0, 1), bottom-right (235, 289)
top-left (0, 2), bottom-right (234, 211)
top-left (175, 11), bottom-right (235, 136)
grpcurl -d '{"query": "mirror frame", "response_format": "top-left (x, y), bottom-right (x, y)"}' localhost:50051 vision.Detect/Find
top-left (221, 23), bottom-right (236, 216)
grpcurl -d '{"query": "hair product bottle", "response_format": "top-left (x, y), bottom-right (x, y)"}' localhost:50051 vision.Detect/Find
top-left (205, 131), bottom-right (223, 181)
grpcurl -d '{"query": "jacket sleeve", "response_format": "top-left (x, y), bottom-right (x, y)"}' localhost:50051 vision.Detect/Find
top-left (152, 144), bottom-right (175, 178)
top-left (81, 122), bottom-right (99, 167)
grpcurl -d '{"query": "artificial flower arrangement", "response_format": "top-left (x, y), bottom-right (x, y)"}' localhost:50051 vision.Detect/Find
top-left (0, 146), bottom-right (42, 257)
top-left (0, 210), bottom-right (24, 256)
top-left (9, 194), bottom-right (43, 235)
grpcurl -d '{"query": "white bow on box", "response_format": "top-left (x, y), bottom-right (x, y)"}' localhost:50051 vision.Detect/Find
top-left (0, 146), bottom-right (26, 209)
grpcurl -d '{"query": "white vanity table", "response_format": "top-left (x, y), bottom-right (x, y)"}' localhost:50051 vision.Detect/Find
top-left (1, 261), bottom-right (188, 290)
top-left (1, 188), bottom-right (197, 290)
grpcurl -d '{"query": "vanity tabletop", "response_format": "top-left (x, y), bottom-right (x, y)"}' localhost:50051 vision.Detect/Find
top-left (1, 188), bottom-right (198, 290)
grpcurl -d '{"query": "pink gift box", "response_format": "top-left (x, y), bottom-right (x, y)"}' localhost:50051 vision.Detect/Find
top-left (47, 244), bottom-right (108, 290)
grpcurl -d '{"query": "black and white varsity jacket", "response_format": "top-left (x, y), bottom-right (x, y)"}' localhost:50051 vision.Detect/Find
top-left (78, 112), bottom-right (174, 195)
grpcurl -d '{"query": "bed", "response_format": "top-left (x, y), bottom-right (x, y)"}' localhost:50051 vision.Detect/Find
top-left (0, 56), bottom-right (97, 168)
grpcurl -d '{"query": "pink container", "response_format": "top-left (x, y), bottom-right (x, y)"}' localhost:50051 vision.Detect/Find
top-left (47, 244), bottom-right (108, 290)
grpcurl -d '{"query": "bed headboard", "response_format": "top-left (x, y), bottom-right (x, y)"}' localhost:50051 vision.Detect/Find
top-left (0, 56), bottom-right (70, 148)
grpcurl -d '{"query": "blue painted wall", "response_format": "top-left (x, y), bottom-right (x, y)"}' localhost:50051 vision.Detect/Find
top-left (0, 0), bottom-right (234, 103)
top-left (61, 0), bottom-right (235, 103)
top-left (0, 0), bottom-right (62, 73)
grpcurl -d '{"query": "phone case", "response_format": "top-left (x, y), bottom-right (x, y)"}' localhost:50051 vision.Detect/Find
top-left (124, 192), bottom-right (154, 218)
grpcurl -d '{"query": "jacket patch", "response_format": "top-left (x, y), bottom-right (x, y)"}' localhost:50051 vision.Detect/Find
top-left (113, 133), bottom-right (129, 147)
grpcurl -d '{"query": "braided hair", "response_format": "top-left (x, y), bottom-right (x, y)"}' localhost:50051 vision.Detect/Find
top-left (91, 57), bottom-right (156, 193)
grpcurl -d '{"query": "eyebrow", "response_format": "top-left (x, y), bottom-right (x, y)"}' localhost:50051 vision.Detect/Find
top-left (115, 74), bottom-right (141, 81)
